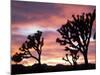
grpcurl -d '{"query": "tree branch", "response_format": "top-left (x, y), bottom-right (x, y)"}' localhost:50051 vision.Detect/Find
top-left (26, 49), bottom-right (39, 61)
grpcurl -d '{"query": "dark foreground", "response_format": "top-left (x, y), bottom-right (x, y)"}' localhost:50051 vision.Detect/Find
top-left (11, 63), bottom-right (96, 75)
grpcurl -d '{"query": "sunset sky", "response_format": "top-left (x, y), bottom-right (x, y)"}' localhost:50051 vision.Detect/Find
top-left (11, 1), bottom-right (96, 66)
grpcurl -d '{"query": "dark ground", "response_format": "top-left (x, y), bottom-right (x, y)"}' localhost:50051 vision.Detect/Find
top-left (11, 63), bottom-right (96, 75)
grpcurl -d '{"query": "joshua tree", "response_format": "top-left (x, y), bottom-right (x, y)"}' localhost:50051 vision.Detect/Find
top-left (62, 49), bottom-right (79, 66)
top-left (19, 31), bottom-right (44, 65)
top-left (62, 54), bottom-right (72, 66)
top-left (57, 10), bottom-right (96, 65)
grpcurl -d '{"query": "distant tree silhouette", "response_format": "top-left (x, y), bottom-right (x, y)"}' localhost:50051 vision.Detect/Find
top-left (62, 49), bottom-right (79, 66)
top-left (12, 53), bottom-right (23, 64)
top-left (62, 54), bottom-right (72, 66)
top-left (19, 31), bottom-right (44, 65)
top-left (57, 10), bottom-right (96, 65)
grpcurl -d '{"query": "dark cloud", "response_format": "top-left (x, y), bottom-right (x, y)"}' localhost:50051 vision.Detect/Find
top-left (11, 1), bottom-right (63, 24)
top-left (11, 1), bottom-right (96, 29)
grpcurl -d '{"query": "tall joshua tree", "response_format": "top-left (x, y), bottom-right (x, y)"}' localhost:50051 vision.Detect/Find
top-left (19, 31), bottom-right (44, 65)
top-left (56, 10), bottom-right (95, 65)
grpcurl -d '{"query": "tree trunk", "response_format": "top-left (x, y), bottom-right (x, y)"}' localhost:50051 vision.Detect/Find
top-left (38, 54), bottom-right (41, 65)
top-left (83, 52), bottom-right (88, 65)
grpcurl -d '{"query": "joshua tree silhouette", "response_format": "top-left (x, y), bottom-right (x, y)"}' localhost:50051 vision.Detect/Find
top-left (62, 49), bottom-right (79, 66)
top-left (57, 10), bottom-right (96, 65)
top-left (19, 31), bottom-right (44, 65)
top-left (62, 54), bottom-right (72, 66)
